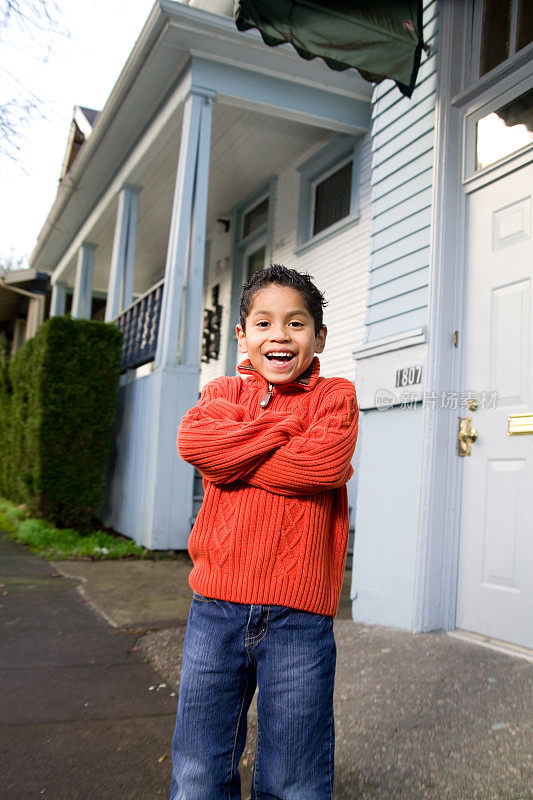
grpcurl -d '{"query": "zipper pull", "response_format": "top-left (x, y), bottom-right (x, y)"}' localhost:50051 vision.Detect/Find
top-left (259, 383), bottom-right (274, 408)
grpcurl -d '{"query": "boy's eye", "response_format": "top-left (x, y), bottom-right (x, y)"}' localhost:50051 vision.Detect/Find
top-left (254, 319), bottom-right (305, 328)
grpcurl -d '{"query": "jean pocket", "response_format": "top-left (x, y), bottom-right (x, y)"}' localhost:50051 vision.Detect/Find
top-left (192, 591), bottom-right (215, 603)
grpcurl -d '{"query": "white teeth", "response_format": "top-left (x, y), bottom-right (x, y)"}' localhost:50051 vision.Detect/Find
top-left (267, 352), bottom-right (293, 357)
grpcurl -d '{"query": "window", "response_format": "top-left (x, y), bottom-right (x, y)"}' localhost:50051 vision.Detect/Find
top-left (463, 3), bottom-right (533, 178)
top-left (236, 180), bottom-right (274, 287)
top-left (516, 0), bottom-right (533, 52)
top-left (297, 136), bottom-right (360, 250)
top-left (242, 198), bottom-right (269, 239)
top-left (476, 87), bottom-right (533, 170)
top-left (226, 180), bottom-right (276, 373)
top-left (312, 158), bottom-right (353, 236)
top-left (477, 0), bottom-right (533, 78)
top-left (238, 193), bottom-right (271, 280)
top-left (246, 244), bottom-right (266, 280)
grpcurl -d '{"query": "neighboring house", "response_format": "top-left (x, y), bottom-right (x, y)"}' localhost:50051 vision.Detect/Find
top-left (0, 269), bottom-right (50, 355)
top-left (30, 0), bottom-right (533, 653)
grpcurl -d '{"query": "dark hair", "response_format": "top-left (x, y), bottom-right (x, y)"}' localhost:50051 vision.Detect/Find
top-left (239, 264), bottom-right (327, 334)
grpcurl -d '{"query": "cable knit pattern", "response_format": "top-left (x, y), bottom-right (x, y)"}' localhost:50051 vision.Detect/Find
top-left (177, 357), bottom-right (359, 616)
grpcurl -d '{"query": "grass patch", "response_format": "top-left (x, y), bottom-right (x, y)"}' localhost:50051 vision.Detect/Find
top-left (0, 497), bottom-right (27, 533)
top-left (0, 497), bottom-right (147, 561)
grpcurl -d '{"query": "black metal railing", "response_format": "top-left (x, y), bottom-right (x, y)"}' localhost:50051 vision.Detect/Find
top-left (115, 278), bottom-right (164, 372)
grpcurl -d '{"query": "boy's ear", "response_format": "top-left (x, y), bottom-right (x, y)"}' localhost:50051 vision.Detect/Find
top-left (314, 325), bottom-right (327, 354)
top-left (235, 324), bottom-right (248, 354)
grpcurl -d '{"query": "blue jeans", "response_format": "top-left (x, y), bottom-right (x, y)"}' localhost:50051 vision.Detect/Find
top-left (170, 593), bottom-right (336, 800)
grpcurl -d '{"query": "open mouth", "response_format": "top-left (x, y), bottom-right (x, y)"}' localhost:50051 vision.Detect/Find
top-left (265, 351), bottom-right (295, 365)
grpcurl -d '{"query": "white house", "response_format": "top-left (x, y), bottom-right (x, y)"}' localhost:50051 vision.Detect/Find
top-left (30, 0), bottom-right (533, 653)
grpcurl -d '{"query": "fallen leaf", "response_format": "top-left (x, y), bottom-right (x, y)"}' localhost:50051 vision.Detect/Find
top-left (158, 754), bottom-right (167, 763)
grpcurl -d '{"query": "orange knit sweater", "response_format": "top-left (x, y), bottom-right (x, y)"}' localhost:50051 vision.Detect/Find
top-left (177, 357), bottom-right (359, 616)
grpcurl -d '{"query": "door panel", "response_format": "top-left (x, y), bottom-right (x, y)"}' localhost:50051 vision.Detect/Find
top-left (456, 162), bottom-right (533, 649)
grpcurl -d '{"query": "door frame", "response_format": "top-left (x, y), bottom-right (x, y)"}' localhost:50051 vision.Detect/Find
top-left (413, 0), bottom-right (533, 632)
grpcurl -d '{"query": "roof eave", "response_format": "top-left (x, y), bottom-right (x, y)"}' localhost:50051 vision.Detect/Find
top-left (30, 0), bottom-right (373, 272)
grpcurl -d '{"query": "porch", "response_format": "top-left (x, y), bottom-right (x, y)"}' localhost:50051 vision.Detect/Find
top-left (32, 2), bottom-right (372, 548)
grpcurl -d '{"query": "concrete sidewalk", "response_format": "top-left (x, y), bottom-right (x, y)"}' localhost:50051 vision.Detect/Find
top-left (2, 535), bottom-right (532, 800)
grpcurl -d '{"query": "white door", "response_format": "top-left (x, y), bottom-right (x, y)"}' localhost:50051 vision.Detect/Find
top-left (456, 161), bottom-right (533, 649)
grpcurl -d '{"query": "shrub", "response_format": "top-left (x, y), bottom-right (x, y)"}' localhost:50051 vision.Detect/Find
top-left (0, 317), bottom-right (122, 528)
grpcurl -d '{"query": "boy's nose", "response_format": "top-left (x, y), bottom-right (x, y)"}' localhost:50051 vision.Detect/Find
top-left (269, 329), bottom-right (290, 341)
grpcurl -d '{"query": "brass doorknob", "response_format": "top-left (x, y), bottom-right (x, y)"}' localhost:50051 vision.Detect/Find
top-left (458, 417), bottom-right (478, 457)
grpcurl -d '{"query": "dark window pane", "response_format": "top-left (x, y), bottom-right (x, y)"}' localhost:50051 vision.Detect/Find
top-left (247, 245), bottom-right (266, 279)
top-left (516, 0), bottom-right (533, 51)
top-left (313, 160), bottom-right (352, 236)
top-left (243, 198), bottom-right (269, 238)
top-left (479, 0), bottom-right (512, 76)
top-left (476, 88), bottom-right (533, 170)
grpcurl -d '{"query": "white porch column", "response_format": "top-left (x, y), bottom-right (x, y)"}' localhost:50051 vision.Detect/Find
top-left (49, 281), bottom-right (67, 317)
top-left (71, 243), bottom-right (96, 319)
top-left (155, 87), bottom-right (215, 368)
top-left (105, 184), bottom-right (141, 322)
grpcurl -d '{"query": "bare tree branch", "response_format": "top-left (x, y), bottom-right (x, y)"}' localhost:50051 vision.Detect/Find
top-left (0, 0), bottom-right (69, 160)
top-left (1, 0), bottom-right (60, 35)
top-left (0, 250), bottom-right (26, 273)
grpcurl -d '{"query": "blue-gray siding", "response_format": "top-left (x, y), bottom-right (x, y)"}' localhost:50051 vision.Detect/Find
top-left (364, 0), bottom-right (439, 342)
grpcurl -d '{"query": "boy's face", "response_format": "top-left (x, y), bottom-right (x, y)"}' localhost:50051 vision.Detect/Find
top-left (235, 284), bottom-right (326, 385)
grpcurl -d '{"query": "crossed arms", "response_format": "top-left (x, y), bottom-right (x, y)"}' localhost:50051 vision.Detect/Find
top-left (177, 378), bottom-right (359, 496)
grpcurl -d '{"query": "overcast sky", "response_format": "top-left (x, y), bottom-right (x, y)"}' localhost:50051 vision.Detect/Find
top-left (0, 0), bottom-right (155, 267)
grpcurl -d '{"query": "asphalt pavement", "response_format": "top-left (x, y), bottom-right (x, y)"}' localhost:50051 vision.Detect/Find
top-left (0, 533), bottom-right (176, 800)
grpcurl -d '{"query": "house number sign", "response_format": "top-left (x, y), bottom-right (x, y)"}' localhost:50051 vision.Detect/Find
top-left (395, 365), bottom-right (422, 388)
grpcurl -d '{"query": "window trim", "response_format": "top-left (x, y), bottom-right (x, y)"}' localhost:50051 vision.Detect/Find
top-left (296, 135), bottom-right (361, 253)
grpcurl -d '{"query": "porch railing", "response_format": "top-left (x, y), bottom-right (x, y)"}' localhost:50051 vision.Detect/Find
top-left (115, 278), bottom-right (164, 372)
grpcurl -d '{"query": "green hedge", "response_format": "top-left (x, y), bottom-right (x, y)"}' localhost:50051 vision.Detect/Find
top-left (0, 317), bottom-right (122, 529)
top-left (0, 335), bottom-right (14, 497)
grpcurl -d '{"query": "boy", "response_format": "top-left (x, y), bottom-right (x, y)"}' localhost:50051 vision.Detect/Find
top-left (170, 264), bottom-right (359, 800)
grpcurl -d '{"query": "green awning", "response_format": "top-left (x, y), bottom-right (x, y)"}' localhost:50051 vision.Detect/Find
top-left (234, 0), bottom-right (426, 98)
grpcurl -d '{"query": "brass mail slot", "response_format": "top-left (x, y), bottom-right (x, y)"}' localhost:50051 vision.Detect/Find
top-left (508, 413), bottom-right (533, 436)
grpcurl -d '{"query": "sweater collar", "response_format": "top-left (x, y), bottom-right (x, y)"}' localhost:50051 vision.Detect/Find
top-left (237, 356), bottom-right (321, 392)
